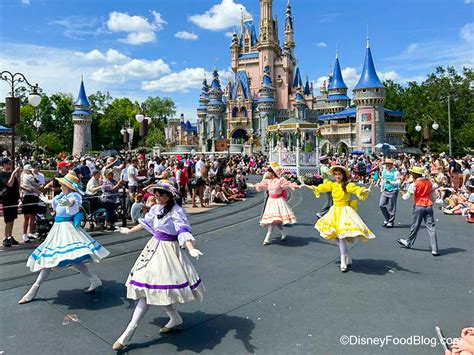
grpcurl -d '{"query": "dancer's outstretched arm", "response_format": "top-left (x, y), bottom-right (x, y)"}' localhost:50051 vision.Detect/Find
top-left (120, 224), bottom-right (143, 235)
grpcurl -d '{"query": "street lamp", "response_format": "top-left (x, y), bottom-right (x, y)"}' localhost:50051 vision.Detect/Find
top-left (33, 118), bottom-right (41, 158)
top-left (415, 124), bottom-right (422, 132)
top-left (1, 71), bottom-right (41, 162)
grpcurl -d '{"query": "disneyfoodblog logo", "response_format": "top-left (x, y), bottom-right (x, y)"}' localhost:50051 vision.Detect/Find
top-left (339, 334), bottom-right (454, 348)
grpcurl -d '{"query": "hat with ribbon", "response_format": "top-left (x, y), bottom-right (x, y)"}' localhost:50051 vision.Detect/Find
top-left (409, 166), bottom-right (426, 176)
top-left (56, 172), bottom-right (84, 195)
top-left (268, 162), bottom-right (282, 177)
top-left (153, 180), bottom-right (178, 197)
top-left (329, 165), bottom-right (350, 179)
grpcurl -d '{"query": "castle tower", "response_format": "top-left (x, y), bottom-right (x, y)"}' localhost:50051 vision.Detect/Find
top-left (326, 51), bottom-right (351, 113)
top-left (353, 38), bottom-right (386, 152)
top-left (206, 69), bottom-right (226, 151)
top-left (294, 88), bottom-right (308, 120)
top-left (258, 0), bottom-right (278, 47)
top-left (72, 79), bottom-right (92, 156)
top-left (230, 30), bottom-right (240, 72)
top-left (197, 78), bottom-right (209, 149)
top-left (283, 0), bottom-right (295, 54)
top-left (257, 65), bottom-right (276, 148)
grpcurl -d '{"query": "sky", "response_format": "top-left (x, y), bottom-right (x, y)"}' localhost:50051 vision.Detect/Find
top-left (0, 0), bottom-right (472, 122)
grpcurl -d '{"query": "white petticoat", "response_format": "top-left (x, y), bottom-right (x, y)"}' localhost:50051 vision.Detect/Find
top-left (26, 222), bottom-right (110, 272)
top-left (126, 237), bottom-right (204, 306)
top-left (260, 196), bottom-right (297, 226)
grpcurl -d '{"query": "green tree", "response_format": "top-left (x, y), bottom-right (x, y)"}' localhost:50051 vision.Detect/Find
top-left (100, 97), bottom-right (138, 150)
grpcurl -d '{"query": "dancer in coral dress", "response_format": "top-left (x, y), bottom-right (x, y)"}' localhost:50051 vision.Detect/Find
top-left (249, 164), bottom-right (300, 245)
top-left (304, 166), bottom-right (375, 272)
top-left (19, 172), bottom-right (109, 304)
top-left (113, 180), bottom-right (204, 350)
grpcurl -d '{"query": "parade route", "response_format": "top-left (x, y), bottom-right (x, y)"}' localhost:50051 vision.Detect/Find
top-left (0, 183), bottom-right (472, 355)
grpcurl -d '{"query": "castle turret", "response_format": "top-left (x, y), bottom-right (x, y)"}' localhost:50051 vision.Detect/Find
top-left (353, 38), bottom-right (386, 151)
top-left (258, 65), bottom-right (275, 148)
top-left (292, 67), bottom-right (303, 91)
top-left (283, 0), bottom-right (295, 54)
top-left (294, 88), bottom-right (308, 120)
top-left (197, 78), bottom-right (209, 149)
top-left (207, 69), bottom-right (226, 151)
top-left (326, 51), bottom-right (351, 113)
top-left (258, 0), bottom-right (278, 48)
top-left (72, 78), bottom-right (92, 155)
top-left (230, 30), bottom-right (240, 72)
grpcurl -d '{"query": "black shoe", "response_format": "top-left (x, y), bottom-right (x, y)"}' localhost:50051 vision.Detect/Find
top-left (9, 237), bottom-right (19, 246)
top-left (397, 239), bottom-right (410, 248)
top-left (3, 238), bottom-right (12, 247)
top-left (107, 226), bottom-right (116, 231)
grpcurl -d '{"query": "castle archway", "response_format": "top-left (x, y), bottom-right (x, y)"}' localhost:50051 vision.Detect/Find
top-left (231, 128), bottom-right (248, 144)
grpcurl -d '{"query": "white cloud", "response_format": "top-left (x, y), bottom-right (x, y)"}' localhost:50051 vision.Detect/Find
top-left (91, 58), bottom-right (170, 84)
top-left (189, 0), bottom-right (250, 31)
top-left (21, 0), bottom-right (30, 5)
top-left (175, 31), bottom-right (198, 40)
top-left (142, 67), bottom-right (233, 93)
top-left (378, 70), bottom-right (398, 81)
top-left (460, 23), bottom-right (474, 42)
top-left (50, 16), bottom-right (105, 40)
top-left (75, 49), bottom-right (129, 63)
top-left (465, 0), bottom-right (473, 4)
top-left (316, 42), bottom-right (327, 48)
top-left (224, 32), bottom-right (234, 38)
top-left (107, 11), bottom-right (166, 45)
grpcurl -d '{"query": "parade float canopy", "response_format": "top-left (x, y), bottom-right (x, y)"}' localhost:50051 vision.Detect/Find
top-left (267, 117), bottom-right (318, 132)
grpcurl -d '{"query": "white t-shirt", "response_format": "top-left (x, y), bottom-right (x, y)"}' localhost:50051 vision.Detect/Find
top-left (127, 165), bottom-right (139, 186)
top-left (195, 160), bottom-right (205, 178)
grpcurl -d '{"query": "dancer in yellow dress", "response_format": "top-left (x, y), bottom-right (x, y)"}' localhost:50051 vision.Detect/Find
top-left (304, 165), bottom-right (375, 272)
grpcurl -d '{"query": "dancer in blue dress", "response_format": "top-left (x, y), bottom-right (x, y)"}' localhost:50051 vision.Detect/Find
top-left (18, 172), bottom-right (110, 304)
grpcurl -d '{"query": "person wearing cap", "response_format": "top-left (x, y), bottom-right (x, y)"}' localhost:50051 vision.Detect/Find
top-left (0, 157), bottom-right (22, 247)
top-left (114, 180), bottom-right (204, 350)
top-left (250, 164), bottom-right (300, 245)
top-left (316, 155), bottom-right (334, 218)
top-left (379, 158), bottom-right (401, 228)
top-left (20, 164), bottom-right (42, 243)
top-left (44, 160), bottom-right (70, 196)
top-left (398, 166), bottom-right (439, 256)
top-left (19, 172), bottom-right (110, 304)
top-left (304, 165), bottom-right (375, 272)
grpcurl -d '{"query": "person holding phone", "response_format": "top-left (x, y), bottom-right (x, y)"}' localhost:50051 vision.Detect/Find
top-left (0, 158), bottom-right (22, 247)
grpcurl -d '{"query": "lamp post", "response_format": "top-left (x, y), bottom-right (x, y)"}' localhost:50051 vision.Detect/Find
top-left (415, 115), bottom-right (439, 151)
top-left (447, 95), bottom-right (452, 156)
top-left (0, 71), bottom-right (41, 163)
top-left (33, 118), bottom-right (41, 158)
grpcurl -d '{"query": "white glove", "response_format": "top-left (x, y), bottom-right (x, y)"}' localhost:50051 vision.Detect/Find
top-left (59, 199), bottom-right (74, 207)
top-left (119, 227), bottom-right (131, 235)
top-left (247, 183), bottom-right (255, 188)
top-left (189, 249), bottom-right (203, 259)
top-left (402, 193), bottom-right (411, 200)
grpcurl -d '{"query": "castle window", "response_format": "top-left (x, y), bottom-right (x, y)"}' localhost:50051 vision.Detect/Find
top-left (363, 89), bottom-right (367, 93)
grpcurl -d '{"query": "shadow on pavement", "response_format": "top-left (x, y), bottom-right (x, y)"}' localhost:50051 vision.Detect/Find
top-left (349, 259), bottom-right (421, 275)
top-left (402, 247), bottom-right (466, 256)
top-left (47, 279), bottom-right (126, 310)
top-left (121, 311), bottom-right (257, 353)
top-left (277, 236), bottom-right (325, 247)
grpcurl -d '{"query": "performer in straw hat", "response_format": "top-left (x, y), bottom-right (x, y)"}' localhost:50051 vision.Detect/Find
top-left (113, 180), bottom-right (204, 350)
top-left (316, 155), bottom-right (333, 218)
top-left (379, 158), bottom-right (401, 228)
top-left (248, 163), bottom-right (301, 246)
top-left (398, 166), bottom-right (439, 256)
top-left (18, 172), bottom-right (110, 305)
top-left (303, 166), bottom-right (375, 272)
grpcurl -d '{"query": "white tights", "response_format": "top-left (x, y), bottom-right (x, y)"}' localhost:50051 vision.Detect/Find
top-left (33, 268), bottom-right (51, 286)
top-left (264, 224), bottom-right (274, 243)
top-left (338, 239), bottom-right (348, 256)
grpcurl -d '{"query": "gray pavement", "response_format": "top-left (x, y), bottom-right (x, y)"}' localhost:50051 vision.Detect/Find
top-left (0, 181), bottom-right (473, 355)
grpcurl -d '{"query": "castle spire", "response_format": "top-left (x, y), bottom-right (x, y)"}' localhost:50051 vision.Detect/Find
top-left (354, 39), bottom-right (384, 90)
top-left (328, 51), bottom-right (347, 90)
top-left (258, 0), bottom-right (278, 48)
top-left (283, 0), bottom-right (295, 53)
top-left (74, 78), bottom-right (90, 108)
top-left (72, 78), bottom-right (92, 155)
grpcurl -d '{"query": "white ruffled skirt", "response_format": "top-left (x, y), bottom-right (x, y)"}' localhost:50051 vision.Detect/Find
top-left (26, 221), bottom-right (110, 272)
top-left (126, 237), bottom-right (205, 306)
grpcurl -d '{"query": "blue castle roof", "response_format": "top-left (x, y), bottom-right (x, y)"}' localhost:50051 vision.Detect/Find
top-left (354, 40), bottom-right (384, 90)
top-left (327, 94), bottom-right (350, 101)
top-left (232, 70), bottom-right (251, 99)
top-left (328, 54), bottom-right (347, 90)
top-left (293, 67), bottom-right (303, 88)
top-left (240, 18), bottom-right (258, 47)
top-left (304, 78), bottom-right (311, 95)
top-left (74, 80), bottom-right (90, 107)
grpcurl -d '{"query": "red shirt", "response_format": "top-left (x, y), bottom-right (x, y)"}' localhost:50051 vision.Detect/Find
top-left (414, 179), bottom-right (433, 207)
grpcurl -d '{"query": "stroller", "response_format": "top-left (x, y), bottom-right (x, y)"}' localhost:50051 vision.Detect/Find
top-left (36, 199), bottom-right (54, 240)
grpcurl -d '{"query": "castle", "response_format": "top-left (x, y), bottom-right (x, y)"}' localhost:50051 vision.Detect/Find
top-left (72, 79), bottom-right (92, 156)
top-left (196, 0), bottom-right (405, 154)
